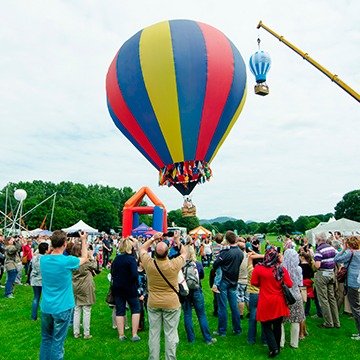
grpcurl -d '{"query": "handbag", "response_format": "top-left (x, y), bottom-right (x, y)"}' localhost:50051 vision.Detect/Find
top-left (105, 284), bottom-right (115, 305)
top-left (154, 260), bottom-right (188, 303)
top-left (336, 252), bottom-right (354, 283)
top-left (281, 281), bottom-right (296, 305)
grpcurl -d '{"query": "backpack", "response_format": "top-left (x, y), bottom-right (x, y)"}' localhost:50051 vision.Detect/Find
top-left (183, 261), bottom-right (200, 290)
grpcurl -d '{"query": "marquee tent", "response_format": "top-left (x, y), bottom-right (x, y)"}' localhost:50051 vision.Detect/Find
top-left (131, 223), bottom-right (151, 237)
top-left (62, 220), bottom-right (98, 234)
top-left (306, 218), bottom-right (360, 245)
top-left (189, 226), bottom-right (212, 236)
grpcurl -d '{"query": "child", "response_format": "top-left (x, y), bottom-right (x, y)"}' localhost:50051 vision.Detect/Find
top-left (137, 261), bottom-right (147, 331)
top-left (211, 234), bottom-right (229, 294)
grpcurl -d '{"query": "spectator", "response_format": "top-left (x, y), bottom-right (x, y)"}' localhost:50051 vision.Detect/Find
top-left (22, 238), bottom-right (33, 283)
top-left (237, 238), bottom-right (249, 319)
top-left (30, 242), bottom-right (49, 320)
top-left (102, 235), bottom-right (112, 268)
top-left (313, 232), bottom-right (340, 329)
top-left (334, 236), bottom-right (360, 340)
top-left (247, 252), bottom-right (266, 345)
top-left (182, 246), bottom-right (216, 345)
top-left (0, 235), bottom-right (5, 286)
top-left (111, 237), bottom-right (141, 342)
top-left (213, 231), bottom-right (243, 337)
top-left (251, 247), bottom-right (293, 358)
top-left (281, 249), bottom-right (305, 349)
top-left (4, 237), bottom-right (21, 298)
top-left (71, 243), bottom-right (97, 339)
top-left (39, 230), bottom-right (88, 360)
top-left (139, 231), bottom-right (186, 360)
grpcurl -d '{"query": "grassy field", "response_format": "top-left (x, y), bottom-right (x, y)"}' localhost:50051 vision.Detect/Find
top-left (0, 238), bottom-right (357, 360)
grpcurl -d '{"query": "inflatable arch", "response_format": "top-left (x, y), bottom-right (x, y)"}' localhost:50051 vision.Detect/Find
top-left (122, 187), bottom-right (167, 237)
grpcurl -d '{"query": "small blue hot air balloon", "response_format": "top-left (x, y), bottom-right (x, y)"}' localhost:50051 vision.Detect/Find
top-left (249, 47), bottom-right (271, 96)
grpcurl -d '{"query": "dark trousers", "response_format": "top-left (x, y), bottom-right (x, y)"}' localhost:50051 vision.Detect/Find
top-left (103, 251), bottom-right (110, 267)
top-left (261, 317), bottom-right (283, 352)
top-left (347, 287), bottom-right (360, 335)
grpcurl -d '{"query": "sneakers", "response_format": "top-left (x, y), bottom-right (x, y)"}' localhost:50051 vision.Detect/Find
top-left (317, 324), bottom-right (333, 329)
top-left (131, 335), bottom-right (141, 342)
top-left (84, 335), bottom-right (92, 340)
top-left (119, 335), bottom-right (127, 341)
top-left (74, 334), bottom-right (81, 339)
top-left (351, 334), bottom-right (360, 340)
top-left (213, 331), bottom-right (226, 337)
top-left (206, 338), bottom-right (217, 345)
top-left (5, 294), bottom-right (14, 299)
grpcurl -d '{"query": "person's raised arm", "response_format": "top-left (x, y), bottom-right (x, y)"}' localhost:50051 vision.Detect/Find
top-left (79, 231), bottom-right (89, 266)
top-left (140, 232), bottom-right (162, 256)
top-left (174, 231), bottom-right (186, 261)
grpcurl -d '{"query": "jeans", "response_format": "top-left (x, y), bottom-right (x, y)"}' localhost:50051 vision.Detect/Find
top-left (217, 279), bottom-right (241, 335)
top-left (148, 307), bottom-right (181, 360)
top-left (182, 289), bottom-right (212, 343)
top-left (31, 286), bottom-right (42, 320)
top-left (40, 308), bottom-right (73, 360)
top-left (5, 269), bottom-right (18, 297)
top-left (248, 293), bottom-right (266, 344)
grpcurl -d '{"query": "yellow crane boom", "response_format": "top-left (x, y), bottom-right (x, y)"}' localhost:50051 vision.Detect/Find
top-left (257, 21), bottom-right (360, 103)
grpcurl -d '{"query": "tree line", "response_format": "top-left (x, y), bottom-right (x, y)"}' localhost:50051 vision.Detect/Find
top-left (0, 181), bottom-right (358, 234)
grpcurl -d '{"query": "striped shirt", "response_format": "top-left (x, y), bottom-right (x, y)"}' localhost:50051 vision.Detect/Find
top-left (247, 264), bottom-right (260, 294)
top-left (314, 243), bottom-right (336, 270)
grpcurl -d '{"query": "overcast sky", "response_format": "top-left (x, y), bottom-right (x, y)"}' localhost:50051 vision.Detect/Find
top-left (1, 0), bottom-right (359, 222)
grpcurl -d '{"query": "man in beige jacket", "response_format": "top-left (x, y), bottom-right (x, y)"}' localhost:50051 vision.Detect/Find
top-left (140, 231), bottom-right (186, 360)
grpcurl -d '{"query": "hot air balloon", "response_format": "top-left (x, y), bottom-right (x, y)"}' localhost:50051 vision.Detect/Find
top-left (106, 19), bottom-right (247, 196)
top-left (249, 39), bottom-right (271, 96)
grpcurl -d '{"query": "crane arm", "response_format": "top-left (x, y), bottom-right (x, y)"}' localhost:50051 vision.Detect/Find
top-left (257, 21), bottom-right (360, 103)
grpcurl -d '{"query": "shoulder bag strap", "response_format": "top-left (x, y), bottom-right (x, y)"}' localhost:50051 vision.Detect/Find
top-left (346, 252), bottom-right (354, 270)
top-left (154, 260), bottom-right (179, 296)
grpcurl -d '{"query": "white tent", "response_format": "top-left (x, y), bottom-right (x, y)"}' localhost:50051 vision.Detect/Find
top-left (28, 228), bottom-right (43, 236)
top-left (306, 218), bottom-right (360, 245)
top-left (62, 220), bottom-right (98, 234)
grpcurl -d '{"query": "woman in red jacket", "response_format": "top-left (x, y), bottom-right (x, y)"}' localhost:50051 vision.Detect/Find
top-left (251, 247), bottom-right (293, 358)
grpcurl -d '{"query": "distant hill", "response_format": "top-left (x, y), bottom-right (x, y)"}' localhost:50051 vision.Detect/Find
top-left (199, 216), bottom-right (237, 224)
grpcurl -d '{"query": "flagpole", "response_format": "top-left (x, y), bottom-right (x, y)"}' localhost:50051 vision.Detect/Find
top-left (49, 193), bottom-right (56, 231)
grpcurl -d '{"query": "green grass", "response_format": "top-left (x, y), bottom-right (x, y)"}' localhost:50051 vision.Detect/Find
top-left (0, 239), bottom-right (358, 360)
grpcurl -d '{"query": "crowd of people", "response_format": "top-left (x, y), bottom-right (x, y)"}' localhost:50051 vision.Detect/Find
top-left (0, 228), bottom-right (359, 359)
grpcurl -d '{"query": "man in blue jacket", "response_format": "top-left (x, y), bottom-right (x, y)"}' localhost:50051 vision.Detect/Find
top-left (213, 231), bottom-right (243, 337)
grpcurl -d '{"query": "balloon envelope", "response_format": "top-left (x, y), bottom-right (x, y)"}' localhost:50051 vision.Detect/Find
top-left (14, 189), bottom-right (27, 201)
top-left (249, 50), bottom-right (271, 83)
top-left (106, 19), bottom-right (247, 195)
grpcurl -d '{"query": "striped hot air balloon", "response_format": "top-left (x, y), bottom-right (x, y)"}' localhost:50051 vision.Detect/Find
top-left (106, 19), bottom-right (247, 195)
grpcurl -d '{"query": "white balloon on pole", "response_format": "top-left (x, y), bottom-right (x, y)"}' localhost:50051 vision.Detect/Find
top-left (14, 189), bottom-right (27, 201)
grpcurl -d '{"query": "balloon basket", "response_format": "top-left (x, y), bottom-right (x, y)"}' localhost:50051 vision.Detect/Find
top-left (181, 197), bottom-right (196, 217)
top-left (254, 83), bottom-right (269, 96)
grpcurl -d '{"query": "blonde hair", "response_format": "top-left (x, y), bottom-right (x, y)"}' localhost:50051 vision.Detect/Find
top-left (187, 245), bottom-right (197, 262)
top-left (119, 237), bottom-right (133, 254)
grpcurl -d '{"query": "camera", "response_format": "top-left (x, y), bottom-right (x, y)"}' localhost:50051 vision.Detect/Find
top-left (67, 230), bottom-right (82, 238)
top-left (162, 231), bottom-right (174, 237)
